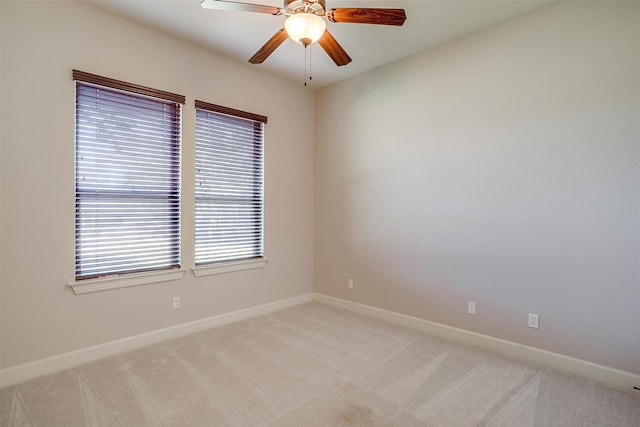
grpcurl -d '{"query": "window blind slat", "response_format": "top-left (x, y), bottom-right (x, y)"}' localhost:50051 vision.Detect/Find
top-left (75, 79), bottom-right (182, 280)
top-left (195, 107), bottom-right (264, 265)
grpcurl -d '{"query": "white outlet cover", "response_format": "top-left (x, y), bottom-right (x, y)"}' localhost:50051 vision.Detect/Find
top-left (528, 313), bottom-right (539, 328)
top-left (467, 301), bottom-right (476, 315)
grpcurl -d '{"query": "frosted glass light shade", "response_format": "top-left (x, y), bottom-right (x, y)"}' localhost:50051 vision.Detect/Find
top-left (284, 13), bottom-right (326, 46)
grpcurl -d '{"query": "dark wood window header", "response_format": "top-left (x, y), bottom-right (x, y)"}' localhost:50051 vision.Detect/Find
top-left (72, 70), bottom-right (185, 105)
top-left (195, 100), bottom-right (268, 124)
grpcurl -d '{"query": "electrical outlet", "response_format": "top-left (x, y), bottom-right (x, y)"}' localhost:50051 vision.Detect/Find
top-left (528, 313), bottom-right (539, 328)
top-left (347, 279), bottom-right (353, 289)
top-left (173, 296), bottom-right (180, 309)
top-left (467, 301), bottom-right (476, 315)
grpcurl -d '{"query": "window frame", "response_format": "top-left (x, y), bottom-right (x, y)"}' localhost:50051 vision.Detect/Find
top-left (192, 100), bottom-right (267, 276)
top-left (69, 70), bottom-right (186, 293)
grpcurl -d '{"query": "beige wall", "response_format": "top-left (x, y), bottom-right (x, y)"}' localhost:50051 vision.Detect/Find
top-left (315, 1), bottom-right (640, 374)
top-left (2, 0), bottom-right (639, 377)
top-left (0, 1), bottom-right (314, 369)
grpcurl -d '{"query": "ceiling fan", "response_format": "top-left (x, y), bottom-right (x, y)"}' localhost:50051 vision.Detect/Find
top-left (201, 0), bottom-right (407, 66)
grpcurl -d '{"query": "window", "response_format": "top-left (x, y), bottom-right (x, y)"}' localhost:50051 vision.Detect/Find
top-left (194, 101), bottom-right (266, 266)
top-left (73, 70), bottom-right (184, 280)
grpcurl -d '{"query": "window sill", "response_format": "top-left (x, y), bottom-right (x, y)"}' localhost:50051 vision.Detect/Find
top-left (68, 268), bottom-right (186, 295)
top-left (192, 258), bottom-right (268, 277)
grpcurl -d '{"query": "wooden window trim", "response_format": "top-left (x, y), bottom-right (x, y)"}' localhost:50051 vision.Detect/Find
top-left (73, 70), bottom-right (185, 104)
top-left (195, 100), bottom-right (267, 124)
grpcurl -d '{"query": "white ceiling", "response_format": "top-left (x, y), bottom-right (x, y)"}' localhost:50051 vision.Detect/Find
top-left (83, 0), bottom-right (552, 88)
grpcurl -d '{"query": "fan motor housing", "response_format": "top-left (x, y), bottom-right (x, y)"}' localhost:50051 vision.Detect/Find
top-left (284, 0), bottom-right (326, 16)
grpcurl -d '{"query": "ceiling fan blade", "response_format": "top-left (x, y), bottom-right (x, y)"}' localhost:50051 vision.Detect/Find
top-left (328, 8), bottom-right (406, 26)
top-left (318, 30), bottom-right (352, 66)
top-left (249, 28), bottom-right (289, 64)
top-left (201, 0), bottom-right (282, 15)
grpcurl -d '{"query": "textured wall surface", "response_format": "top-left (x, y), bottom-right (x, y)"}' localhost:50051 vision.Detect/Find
top-left (0, 1), bottom-right (314, 369)
top-left (314, 2), bottom-right (640, 374)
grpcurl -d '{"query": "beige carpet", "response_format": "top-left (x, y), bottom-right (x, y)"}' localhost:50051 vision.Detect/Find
top-left (1, 302), bottom-right (638, 426)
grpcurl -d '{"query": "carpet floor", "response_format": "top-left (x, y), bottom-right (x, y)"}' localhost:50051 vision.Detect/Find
top-left (1, 301), bottom-right (638, 426)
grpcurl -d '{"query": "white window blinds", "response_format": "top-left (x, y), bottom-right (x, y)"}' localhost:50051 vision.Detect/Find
top-left (74, 70), bottom-right (184, 279)
top-left (195, 101), bottom-right (266, 265)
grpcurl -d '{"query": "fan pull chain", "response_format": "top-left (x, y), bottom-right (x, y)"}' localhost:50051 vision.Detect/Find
top-left (303, 45), bottom-right (314, 88)
top-left (304, 45), bottom-right (308, 87)
top-left (309, 46), bottom-right (313, 84)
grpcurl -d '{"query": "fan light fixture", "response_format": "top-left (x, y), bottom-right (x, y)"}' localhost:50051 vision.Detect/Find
top-left (284, 13), bottom-right (326, 46)
top-left (201, 0), bottom-right (407, 67)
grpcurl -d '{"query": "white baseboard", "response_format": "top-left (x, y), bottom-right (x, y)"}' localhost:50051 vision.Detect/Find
top-left (4, 292), bottom-right (637, 394)
top-left (313, 293), bottom-right (640, 394)
top-left (0, 293), bottom-right (313, 388)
